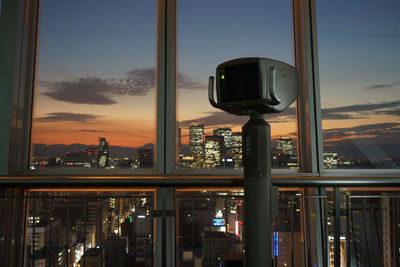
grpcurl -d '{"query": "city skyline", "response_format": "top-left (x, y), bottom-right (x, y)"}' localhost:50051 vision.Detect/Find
top-left (30, 0), bottom-right (399, 166)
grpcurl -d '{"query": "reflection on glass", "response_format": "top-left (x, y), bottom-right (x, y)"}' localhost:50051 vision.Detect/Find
top-left (176, 0), bottom-right (298, 170)
top-left (326, 188), bottom-right (400, 266)
top-left (25, 190), bottom-right (154, 266)
top-left (176, 189), bottom-right (310, 266)
top-left (30, 0), bottom-right (156, 171)
top-left (176, 190), bottom-right (245, 266)
top-left (317, 0), bottom-right (400, 169)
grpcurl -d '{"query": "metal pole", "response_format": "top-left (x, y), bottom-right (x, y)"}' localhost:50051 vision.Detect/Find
top-left (243, 112), bottom-right (272, 267)
top-left (333, 188), bottom-right (341, 267)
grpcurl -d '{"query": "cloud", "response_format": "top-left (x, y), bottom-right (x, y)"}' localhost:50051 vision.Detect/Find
top-left (366, 81), bottom-right (400, 90)
top-left (178, 72), bottom-right (206, 89)
top-left (178, 107), bottom-right (296, 128)
top-left (41, 68), bottom-right (205, 105)
top-left (322, 99), bottom-right (400, 120)
top-left (35, 112), bottom-right (101, 123)
top-left (43, 78), bottom-right (118, 105)
top-left (323, 122), bottom-right (400, 141)
top-left (376, 108), bottom-right (400, 116)
top-left (79, 129), bottom-right (108, 133)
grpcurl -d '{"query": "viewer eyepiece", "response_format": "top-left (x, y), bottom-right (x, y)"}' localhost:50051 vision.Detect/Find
top-left (209, 57), bottom-right (300, 115)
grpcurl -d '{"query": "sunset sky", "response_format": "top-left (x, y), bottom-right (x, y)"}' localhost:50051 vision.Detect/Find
top-left (31, 0), bottom-right (400, 154)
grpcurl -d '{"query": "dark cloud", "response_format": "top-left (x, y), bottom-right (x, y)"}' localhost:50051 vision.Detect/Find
top-left (44, 78), bottom-right (117, 105)
top-left (41, 68), bottom-right (205, 105)
top-left (366, 80), bottom-right (400, 90)
top-left (323, 123), bottom-right (400, 141)
top-left (178, 107), bottom-right (296, 128)
top-left (35, 112), bottom-right (101, 123)
top-left (376, 108), bottom-right (400, 116)
top-left (79, 129), bottom-right (108, 133)
top-left (178, 72), bottom-right (206, 89)
top-left (322, 99), bottom-right (400, 120)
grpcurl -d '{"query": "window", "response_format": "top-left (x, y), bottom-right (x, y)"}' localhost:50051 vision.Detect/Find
top-left (30, 0), bottom-right (157, 172)
top-left (176, 0), bottom-right (299, 170)
top-left (317, 0), bottom-right (400, 169)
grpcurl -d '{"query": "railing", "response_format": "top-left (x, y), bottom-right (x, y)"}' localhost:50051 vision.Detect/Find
top-left (1, 178), bottom-right (400, 266)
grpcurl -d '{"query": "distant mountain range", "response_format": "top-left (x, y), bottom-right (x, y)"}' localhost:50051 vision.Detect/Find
top-left (32, 143), bottom-right (154, 159)
top-left (32, 141), bottom-right (400, 162)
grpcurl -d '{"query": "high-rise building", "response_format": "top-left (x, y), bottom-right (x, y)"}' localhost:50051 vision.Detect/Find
top-left (98, 137), bottom-right (110, 168)
top-left (204, 135), bottom-right (223, 168)
top-left (214, 128), bottom-right (234, 167)
top-left (189, 121), bottom-right (205, 168)
top-left (232, 132), bottom-right (242, 170)
top-left (176, 122), bottom-right (182, 162)
top-left (213, 128), bottom-right (233, 148)
top-left (324, 152), bottom-right (338, 169)
top-left (276, 137), bottom-right (294, 155)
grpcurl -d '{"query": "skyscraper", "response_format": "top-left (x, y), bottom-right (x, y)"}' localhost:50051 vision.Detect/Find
top-left (276, 137), bottom-right (294, 155)
top-left (189, 121), bottom-right (204, 168)
top-left (98, 137), bottom-right (110, 168)
top-left (204, 135), bottom-right (223, 168)
top-left (213, 128), bottom-right (233, 148)
top-left (176, 122), bottom-right (181, 162)
top-left (324, 152), bottom-right (338, 169)
top-left (232, 132), bottom-right (243, 169)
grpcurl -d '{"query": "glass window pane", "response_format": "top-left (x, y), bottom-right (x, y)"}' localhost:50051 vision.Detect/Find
top-left (30, 0), bottom-right (156, 172)
top-left (176, 190), bottom-right (244, 266)
top-left (25, 190), bottom-right (154, 266)
top-left (317, 0), bottom-right (400, 169)
top-left (176, 0), bottom-right (298, 170)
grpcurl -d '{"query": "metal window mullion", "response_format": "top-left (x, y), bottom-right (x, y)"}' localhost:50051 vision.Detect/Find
top-left (293, 0), bottom-right (324, 174)
top-left (157, 0), bottom-right (176, 175)
top-left (165, 0), bottom-right (177, 174)
top-left (6, 0), bottom-right (38, 174)
top-left (156, 0), bottom-right (167, 174)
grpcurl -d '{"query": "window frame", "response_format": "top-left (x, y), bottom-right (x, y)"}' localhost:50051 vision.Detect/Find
top-left (5, 0), bottom-right (400, 179)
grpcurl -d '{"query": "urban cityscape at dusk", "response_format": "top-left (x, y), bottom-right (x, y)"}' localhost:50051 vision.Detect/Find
top-left (29, 0), bottom-right (399, 171)
top-left (31, 118), bottom-right (399, 170)
top-left (2, 0), bottom-right (400, 266)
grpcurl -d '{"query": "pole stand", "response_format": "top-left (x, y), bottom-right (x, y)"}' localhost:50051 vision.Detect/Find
top-left (243, 112), bottom-right (272, 267)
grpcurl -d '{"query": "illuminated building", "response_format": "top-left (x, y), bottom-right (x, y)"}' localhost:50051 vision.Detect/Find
top-left (324, 152), bottom-right (338, 169)
top-left (177, 155), bottom-right (197, 169)
top-left (232, 132), bottom-right (243, 169)
top-left (176, 122), bottom-right (182, 162)
top-left (276, 137), bottom-right (294, 155)
top-left (204, 135), bottom-right (223, 168)
top-left (213, 128), bottom-right (233, 148)
top-left (189, 121), bottom-right (205, 168)
top-left (64, 151), bottom-right (90, 167)
top-left (98, 137), bottom-right (110, 168)
top-left (214, 128), bottom-right (234, 167)
top-left (275, 137), bottom-right (298, 169)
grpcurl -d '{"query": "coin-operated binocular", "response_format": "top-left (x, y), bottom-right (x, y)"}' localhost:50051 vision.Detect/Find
top-left (208, 57), bottom-right (300, 267)
top-left (209, 57), bottom-right (299, 115)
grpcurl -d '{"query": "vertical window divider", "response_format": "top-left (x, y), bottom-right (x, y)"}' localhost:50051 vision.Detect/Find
top-left (157, 0), bottom-right (176, 175)
top-left (6, 0), bottom-right (38, 174)
top-left (165, 0), bottom-right (177, 174)
top-left (292, 0), bottom-right (324, 174)
top-left (156, 0), bottom-right (168, 174)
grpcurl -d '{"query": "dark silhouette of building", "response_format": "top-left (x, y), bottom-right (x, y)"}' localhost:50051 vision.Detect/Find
top-left (136, 149), bottom-right (153, 168)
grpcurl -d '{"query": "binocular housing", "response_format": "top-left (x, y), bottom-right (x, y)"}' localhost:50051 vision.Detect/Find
top-left (209, 57), bottom-right (300, 115)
